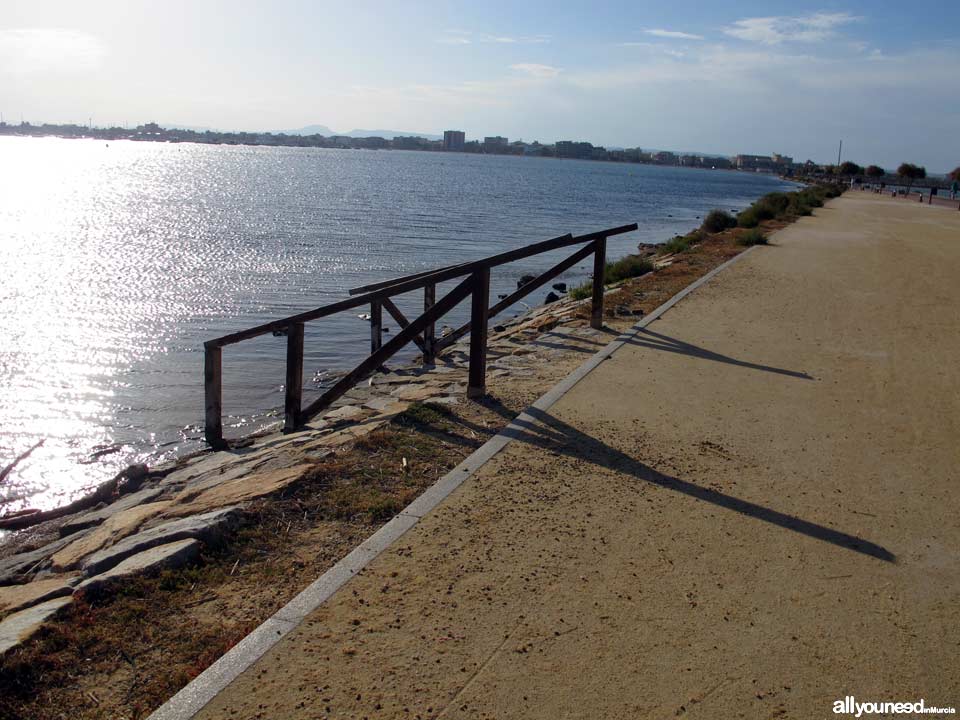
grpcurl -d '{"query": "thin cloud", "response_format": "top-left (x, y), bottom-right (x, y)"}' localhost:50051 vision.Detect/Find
top-left (0, 28), bottom-right (106, 75)
top-left (644, 29), bottom-right (704, 41)
top-left (438, 30), bottom-right (550, 45)
top-left (510, 63), bottom-right (561, 78)
top-left (723, 12), bottom-right (859, 45)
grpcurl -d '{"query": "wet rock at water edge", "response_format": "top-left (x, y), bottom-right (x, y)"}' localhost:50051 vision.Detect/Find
top-left (545, 292), bottom-right (560, 304)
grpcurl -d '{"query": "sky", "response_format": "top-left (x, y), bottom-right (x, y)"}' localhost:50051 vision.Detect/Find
top-left (1, 1), bottom-right (958, 171)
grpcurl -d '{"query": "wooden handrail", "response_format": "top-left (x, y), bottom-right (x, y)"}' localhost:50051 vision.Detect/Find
top-left (203, 222), bottom-right (638, 446)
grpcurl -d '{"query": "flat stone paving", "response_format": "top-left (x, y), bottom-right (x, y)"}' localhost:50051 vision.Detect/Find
top-left (190, 194), bottom-right (960, 719)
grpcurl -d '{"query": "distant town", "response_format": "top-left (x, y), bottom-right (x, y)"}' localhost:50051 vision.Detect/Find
top-left (0, 120), bottom-right (823, 175)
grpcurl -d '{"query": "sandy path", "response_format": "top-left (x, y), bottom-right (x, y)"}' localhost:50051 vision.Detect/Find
top-left (195, 194), bottom-right (960, 719)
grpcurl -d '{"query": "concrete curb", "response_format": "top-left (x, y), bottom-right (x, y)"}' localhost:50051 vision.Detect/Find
top-left (147, 245), bottom-right (757, 720)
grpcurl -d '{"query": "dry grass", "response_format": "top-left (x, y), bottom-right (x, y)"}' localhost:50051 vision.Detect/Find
top-left (0, 402), bottom-right (508, 720)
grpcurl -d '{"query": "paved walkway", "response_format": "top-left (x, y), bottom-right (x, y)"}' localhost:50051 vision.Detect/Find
top-left (194, 194), bottom-right (960, 719)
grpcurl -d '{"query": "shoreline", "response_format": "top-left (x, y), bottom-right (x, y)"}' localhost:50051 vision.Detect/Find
top-left (0, 184), bottom-right (847, 719)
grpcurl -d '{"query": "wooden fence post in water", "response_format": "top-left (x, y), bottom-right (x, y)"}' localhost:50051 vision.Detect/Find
top-left (370, 300), bottom-right (382, 354)
top-left (423, 283), bottom-right (436, 365)
top-left (591, 236), bottom-right (607, 330)
top-left (284, 322), bottom-right (304, 432)
top-left (204, 344), bottom-right (225, 448)
top-left (467, 268), bottom-right (490, 398)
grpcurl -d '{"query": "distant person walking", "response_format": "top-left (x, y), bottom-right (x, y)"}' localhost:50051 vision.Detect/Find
top-left (952, 180), bottom-right (959, 200)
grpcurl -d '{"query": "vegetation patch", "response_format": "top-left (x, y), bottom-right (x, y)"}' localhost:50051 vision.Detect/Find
top-left (569, 255), bottom-right (654, 300)
top-left (701, 209), bottom-right (737, 233)
top-left (0, 402), bottom-right (504, 720)
top-left (737, 228), bottom-right (769, 246)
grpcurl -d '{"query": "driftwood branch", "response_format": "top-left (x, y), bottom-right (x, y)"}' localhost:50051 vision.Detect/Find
top-left (0, 463), bottom-right (149, 532)
top-left (0, 439), bottom-right (45, 485)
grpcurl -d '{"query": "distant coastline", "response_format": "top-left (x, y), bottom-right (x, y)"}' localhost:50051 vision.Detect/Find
top-left (0, 120), bottom-right (802, 175)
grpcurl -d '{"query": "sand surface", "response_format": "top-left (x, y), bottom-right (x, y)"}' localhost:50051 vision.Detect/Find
top-left (195, 193), bottom-right (960, 719)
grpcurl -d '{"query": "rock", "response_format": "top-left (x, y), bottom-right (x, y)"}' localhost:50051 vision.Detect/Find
top-left (76, 539), bottom-right (201, 596)
top-left (545, 292), bottom-right (560, 303)
top-left (362, 396), bottom-right (401, 412)
top-left (0, 575), bottom-right (78, 614)
top-left (323, 405), bottom-right (374, 424)
top-left (58, 486), bottom-right (165, 537)
top-left (390, 385), bottom-right (441, 402)
top-left (51, 502), bottom-right (172, 571)
top-left (174, 448), bottom-right (288, 496)
top-left (0, 596), bottom-right (72, 656)
top-left (81, 506), bottom-right (243, 577)
top-left (637, 242), bottom-right (658, 258)
top-left (300, 420), bottom-right (389, 452)
top-left (517, 274), bottom-right (536, 289)
top-left (552, 282), bottom-right (567, 293)
top-left (166, 464), bottom-right (314, 517)
top-left (0, 533), bottom-right (91, 584)
top-left (158, 451), bottom-right (249, 488)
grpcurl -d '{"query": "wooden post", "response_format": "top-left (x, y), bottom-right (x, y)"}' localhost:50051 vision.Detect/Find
top-left (370, 300), bottom-right (382, 354)
top-left (204, 344), bottom-right (225, 448)
top-left (284, 322), bottom-right (304, 432)
top-left (423, 283), bottom-right (436, 365)
top-left (467, 268), bottom-right (490, 399)
top-left (591, 237), bottom-right (606, 330)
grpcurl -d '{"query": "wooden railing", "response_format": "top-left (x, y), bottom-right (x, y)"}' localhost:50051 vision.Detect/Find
top-left (203, 223), bottom-right (638, 447)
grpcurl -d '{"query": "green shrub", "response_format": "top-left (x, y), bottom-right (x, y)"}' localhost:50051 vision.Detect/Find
top-left (569, 254), bottom-right (654, 300)
top-left (737, 228), bottom-right (768, 246)
top-left (756, 192), bottom-right (791, 218)
top-left (737, 207), bottom-right (760, 228)
top-left (659, 230), bottom-right (704, 255)
top-left (701, 209), bottom-right (737, 233)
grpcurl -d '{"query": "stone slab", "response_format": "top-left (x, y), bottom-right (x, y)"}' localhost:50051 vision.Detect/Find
top-left (166, 464), bottom-right (314, 517)
top-left (81, 506), bottom-right (243, 577)
top-left (58, 486), bottom-right (165, 537)
top-left (51, 501), bottom-right (172, 570)
top-left (0, 575), bottom-right (78, 615)
top-left (322, 405), bottom-right (374, 424)
top-left (77, 539), bottom-right (202, 596)
top-left (0, 596), bottom-right (72, 656)
top-left (389, 385), bottom-right (441, 402)
top-left (0, 532), bottom-right (91, 584)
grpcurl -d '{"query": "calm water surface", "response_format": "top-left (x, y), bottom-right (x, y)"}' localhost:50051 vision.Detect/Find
top-left (0, 137), bottom-right (798, 510)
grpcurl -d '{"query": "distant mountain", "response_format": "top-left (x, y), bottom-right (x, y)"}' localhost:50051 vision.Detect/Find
top-left (280, 124), bottom-right (440, 140)
top-left (281, 124), bottom-right (336, 136)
